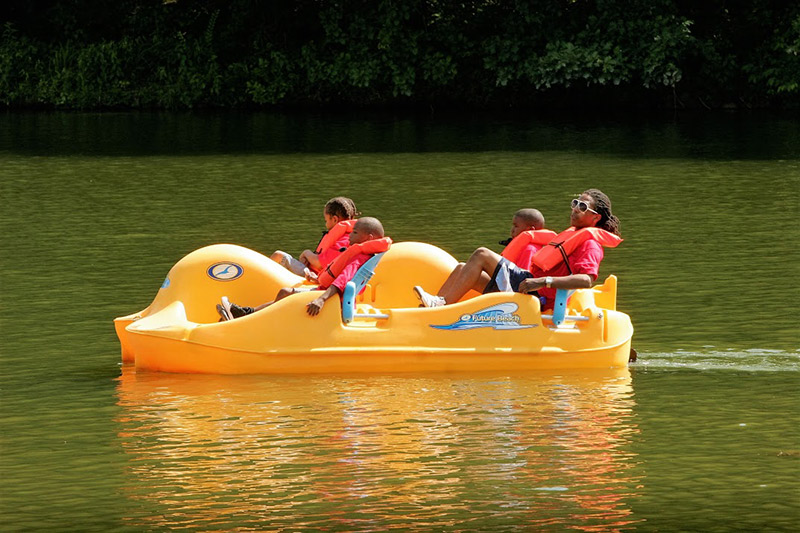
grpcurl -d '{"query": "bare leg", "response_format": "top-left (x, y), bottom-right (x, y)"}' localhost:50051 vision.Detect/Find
top-left (253, 287), bottom-right (296, 312)
top-left (253, 301), bottom-right (274, 312)
top-left (475, 271), bottom-right (492, 292)
top-left (439, 247), bottom-right (501, 304)
top-left (437, 263), bottom-right (464, 296)
top-left (270, 251), bottom-right (307, 276)
top-left (438, 263), bottom-right (491, 300)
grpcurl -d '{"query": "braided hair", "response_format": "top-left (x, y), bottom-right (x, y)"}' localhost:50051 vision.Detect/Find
top-left (324, 197), bottom-right (360, 220)
top-left (584, 189), bottom-right (621, 236)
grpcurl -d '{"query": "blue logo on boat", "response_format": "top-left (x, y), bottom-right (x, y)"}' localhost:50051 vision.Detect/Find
top-left (161, 276), bottom-right (170, 289)
top-left (431, 302), bottom-right (536, 331)
top-left (207, 262), bottom-right (244, 281)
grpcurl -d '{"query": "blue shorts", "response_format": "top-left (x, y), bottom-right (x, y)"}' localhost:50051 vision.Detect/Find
top-left (483, 258), bottom-right (533, 294)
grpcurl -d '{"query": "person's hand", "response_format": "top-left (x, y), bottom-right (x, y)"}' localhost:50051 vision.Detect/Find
top-left (304, 269), bottom-right (318, 282)
top-left (519, 278), bottom-right (545, 294)
top-left (306, 297), bottom-right (325, 316)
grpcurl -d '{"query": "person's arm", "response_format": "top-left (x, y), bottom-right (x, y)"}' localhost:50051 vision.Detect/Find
top-left (299, 249), bottom-right (322, 270)
top-left (518, 274), bottom-right (594, 294)
top-left (306, 285), bottom-right (340, 316)
top-left (520, 241), bottom-right (603, 294)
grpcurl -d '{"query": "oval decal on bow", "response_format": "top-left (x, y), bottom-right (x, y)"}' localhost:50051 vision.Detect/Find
top-left (207, 262), bottom-right (244, 281)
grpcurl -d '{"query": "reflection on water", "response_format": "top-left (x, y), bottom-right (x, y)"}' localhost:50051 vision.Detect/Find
top-left (116, 367), bottom-right (640, 530)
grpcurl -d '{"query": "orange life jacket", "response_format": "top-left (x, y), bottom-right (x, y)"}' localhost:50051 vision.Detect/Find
top-left (532, 227), bottom-right (622, 272)
top-left (317, 237), bottom-right (393, 289)
top-left (500, 229), bottom-right (558, 265)
top-left (315, 219), bottom-right (357, 255)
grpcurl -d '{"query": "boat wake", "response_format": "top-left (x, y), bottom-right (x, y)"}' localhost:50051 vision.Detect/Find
top-left (631, 348), bottom-right (799, 372)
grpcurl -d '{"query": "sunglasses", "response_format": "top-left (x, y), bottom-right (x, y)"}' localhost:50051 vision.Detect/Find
top-left (571, 198), bottom-right (598, 214)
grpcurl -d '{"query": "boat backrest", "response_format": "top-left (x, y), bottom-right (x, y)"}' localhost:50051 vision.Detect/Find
top-left (544, 276), bottom-right (618, 327)
top-left (342, 253), bottom-right (386, 323)
top-left (550, 289), bottom-right (574, 327)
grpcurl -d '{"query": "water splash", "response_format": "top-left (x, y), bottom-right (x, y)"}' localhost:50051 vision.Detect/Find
top-left (632, 348), bottom-right (799, 372)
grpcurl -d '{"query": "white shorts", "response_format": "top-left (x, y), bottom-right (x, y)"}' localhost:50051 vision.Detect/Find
top-left (274, 251), bottom-right (308, 276)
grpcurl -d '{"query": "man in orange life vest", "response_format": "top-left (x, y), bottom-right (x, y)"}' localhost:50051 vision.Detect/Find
top-left (414, 189), bottom-right (622, 310)
top-left (432, 208), bottom-right (553, 301)
top-left (218, 217), bottom-right (390, 320)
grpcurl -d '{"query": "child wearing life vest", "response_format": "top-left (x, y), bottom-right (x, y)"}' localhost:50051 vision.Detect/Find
top-left (417, 208), bottom-right (552, 305)
top-left (218, 217), bottom-right (390, 320)
top-left (497, 209), bottom-right (549, 270)
top-left (483, 208), bottom-right (555, 293)
top-left (271, 196), bottom-right (359, 280)
top-left (415, 189), bottom-right (621, 310)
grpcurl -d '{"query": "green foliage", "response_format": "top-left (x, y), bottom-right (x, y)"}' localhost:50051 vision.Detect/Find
top-left (247, 51), bottom-right (296, 104)
top-left (0, 24), bottom-right (39, 105)
top-left (33, 40), bottom-right (130, 107)
top-left (744, 12), bottom-right (800, 95)
top-left (0, 0), bottom-right (797, 109)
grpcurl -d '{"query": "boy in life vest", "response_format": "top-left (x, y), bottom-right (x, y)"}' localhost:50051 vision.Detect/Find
top-left (415, 189), bottom-right (621, 310)
top-left (218, 217), bottom-right (390, 320)
top-left (414, 207), bottom-right (553, 305)
top-left (271, 197), bottom-right (359, 280)
top-left (485, 208), bottom-right (554, 291)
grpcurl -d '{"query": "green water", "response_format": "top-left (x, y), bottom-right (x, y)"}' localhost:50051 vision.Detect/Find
top-left (1, 112), bottom-right (798, 531)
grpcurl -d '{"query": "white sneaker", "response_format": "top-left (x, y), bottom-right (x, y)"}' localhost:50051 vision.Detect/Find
top-left (217, 296), bottom-right (234, 321)
top-left (413, 286), bottom-right (446, 308)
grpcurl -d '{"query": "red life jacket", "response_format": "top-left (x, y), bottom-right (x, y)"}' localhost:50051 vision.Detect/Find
top-left (500, 229), bottom-right (558, 266)
top-left (317, 237), bottom-right (393, 289)
top-left (532, 227), bottom-right (622, 272)
top-left (315, 219), bottom-right (357, 255)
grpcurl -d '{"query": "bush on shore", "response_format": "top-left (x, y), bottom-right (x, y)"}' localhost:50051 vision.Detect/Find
top-left (1, 0), bottom-right (798, 110)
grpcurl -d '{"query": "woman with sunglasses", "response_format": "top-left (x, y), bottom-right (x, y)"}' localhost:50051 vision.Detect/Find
top-left (414, 189), bottom-right (621, 310)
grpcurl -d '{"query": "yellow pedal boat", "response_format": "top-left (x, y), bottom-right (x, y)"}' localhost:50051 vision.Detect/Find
top-left (114, 242), bottom-right (633, 374)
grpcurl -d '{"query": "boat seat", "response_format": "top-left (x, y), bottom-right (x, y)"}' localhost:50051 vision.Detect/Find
top-left (542, 289), bottom-right (595, 327)
top-left (342, 253), bottom-right (389, 324)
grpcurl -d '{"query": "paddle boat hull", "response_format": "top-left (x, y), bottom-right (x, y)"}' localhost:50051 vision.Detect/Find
top-left (115, 243), bottom-right (633, 374)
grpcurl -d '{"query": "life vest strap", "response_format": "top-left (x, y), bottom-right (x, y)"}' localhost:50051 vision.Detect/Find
top-left (555, 243), bottom-right (573, 275)
top-left (313, 230), bottom-right (328, 254)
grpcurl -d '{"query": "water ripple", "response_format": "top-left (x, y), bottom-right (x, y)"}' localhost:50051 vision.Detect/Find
top-left (109, 369), bottom-right (642, 531)
top-left (633, 349), bottom-right (800, 372)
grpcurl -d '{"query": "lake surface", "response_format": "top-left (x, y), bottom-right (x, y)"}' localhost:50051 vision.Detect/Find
top-left (1, 111), bottom-right (798, 531)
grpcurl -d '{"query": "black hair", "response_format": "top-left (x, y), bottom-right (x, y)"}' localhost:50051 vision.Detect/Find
top-left (584, 189), bottom-right (621, 236)
top-left (354, 216), bottom-right (384, 237)
top-left (513, 208), bottom-right (545, 230)
top-left (325, 197), bottom-right (360, 220)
